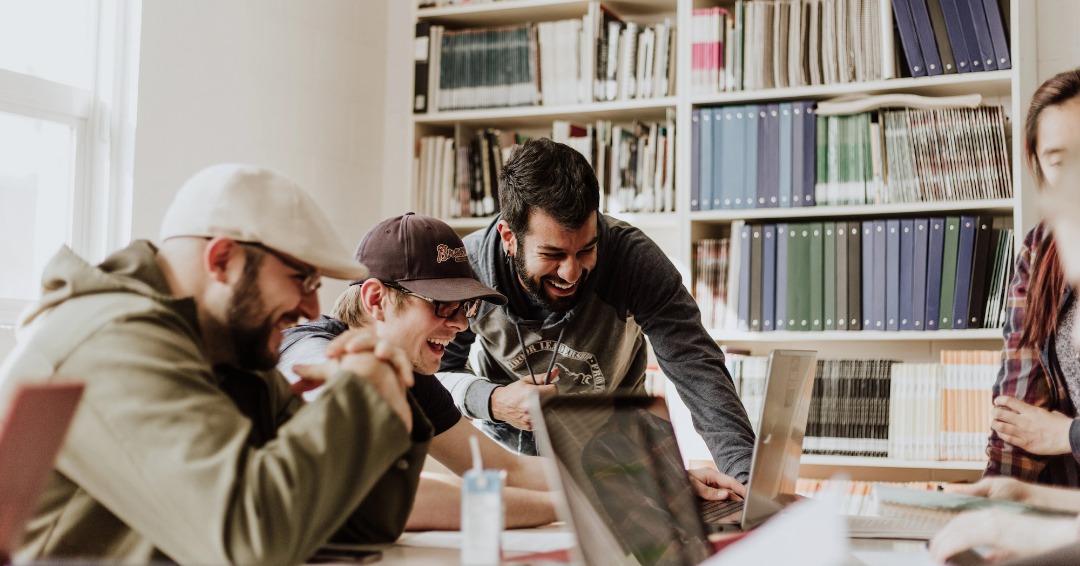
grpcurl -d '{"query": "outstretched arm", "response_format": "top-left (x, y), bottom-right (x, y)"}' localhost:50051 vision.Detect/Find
top-left (405, 472), bottom-right (557, 531)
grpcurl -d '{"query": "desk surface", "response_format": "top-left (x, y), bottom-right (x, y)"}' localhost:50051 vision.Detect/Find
top-left (335, 532), bottom-right (935, 565)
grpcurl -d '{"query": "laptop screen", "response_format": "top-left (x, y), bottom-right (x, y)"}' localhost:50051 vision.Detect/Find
top-left (533, 394), bottom-right (714, 566)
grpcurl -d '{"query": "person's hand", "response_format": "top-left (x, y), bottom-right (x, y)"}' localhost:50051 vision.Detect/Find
top-left (490, 378), bottom-right (558, 430)
top-left (928, 508), bottom-right (1078, 563)
top-left (944, 477), bottom-right (1033, 504)
top-left (288, 374), bottom-right (326, 396)
top-left (991, 396), bottom-right (1073, 455)
top-left (688, 467), bottom-right (746, 500)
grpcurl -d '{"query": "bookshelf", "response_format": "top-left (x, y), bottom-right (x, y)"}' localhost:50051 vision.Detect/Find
top-left (409, 0), bottom-right (1035, 482)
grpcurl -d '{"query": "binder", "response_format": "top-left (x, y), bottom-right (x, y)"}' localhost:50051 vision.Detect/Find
top-left (965, 0), bottom-right (999, 71)
top-left (761, 104), bottom-right (781, 208)
top-left (711, 107), bottom-right (726, 210)
top-left (925, 218), bottom-right (946, 329)
top-left (951, 0), bottom-right (993, 72)
top-left (824, 223), bottom-right (837, 331)
top-left (750, 224), bottom-right (764, 331)
top-left (721, 107), bottom-right (742, 208)
top-left (779, 103), bottom-right (794, 208)
top-left (848, 223), bottom-right (863, 330)
top-left (981, 0), bottom-right (1011, 70)
top-left (762, 225), bottom-right (777, 331)
top-left (938, 216), bottom-right (962, 330)
top-left (746, 106), bottom-right (762, 209)
top-left (861, 221), bottom-right (875, 330)
top-left (800, 102), bottom-right (817, 206)
top-left (872, 220), bottom-right (887, 330)
top-left (912, 218), bottom-right (930, 330)
top-left (885, 219), bottom-right (901, 331)
top-left (810, 222), bottom-right (825, 332)
top-left (738, 223), bottom-right (752, 331)
top-left (414, 22), bottom-right (432, 113)
top-left (775, 223), bottom-right (789, 330)
top-left (836, 221), bottom-right (849, 331)
top-left (938, 0), bottom-right (976, 73)
top-left (699, 109), bottom-right (714, 211)
top-left (951, 216), bottom-right (977, 329)
top-left (899, 219), bottom-right (916, 330)
top-left (892, 0), bottom-right (928, 77)
top-left (908, 0), bottom-right (945, 75)
top-left (791, 102), bottom-right (806, 207)
top-left (925, 0), bottom-right (958, 73)
top-left (965, 216), bottom-right (994, 328)
top-left (691, 109), bottom-right (701, 210)
top-left (789, 224), bottom-right (812, 331)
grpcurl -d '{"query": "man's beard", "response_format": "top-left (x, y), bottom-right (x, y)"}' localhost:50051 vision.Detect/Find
top-left (514, 240), bottom-right (587, 313)
top-left (225, 255), bottom-right (279, 371)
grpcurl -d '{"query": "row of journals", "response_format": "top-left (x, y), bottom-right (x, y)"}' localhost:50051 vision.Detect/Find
top-left (412, 2), bottom-right (676, 113)
top-left (690, 0), bottom-right (891, 95)
top-left (694, 217), bottom-right (1016, 332)
top-left (690, 102), bottom-right (1011, 211)
top-left (892, 0), bottom-right (1011, 77)
top-left (414, 129), bottom-right (511, 220)
top-left (730, 351), bottom-right (997, 462)
top-left (554, 115), bottom-right (677, 215)
top-left (414, 117), bottom-right (677, 219)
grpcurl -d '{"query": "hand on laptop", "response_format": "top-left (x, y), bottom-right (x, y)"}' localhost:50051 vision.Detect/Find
top-left (688, 467), bottom-right (746, 500)
top-left (491, 376), bottom-right (558, 430)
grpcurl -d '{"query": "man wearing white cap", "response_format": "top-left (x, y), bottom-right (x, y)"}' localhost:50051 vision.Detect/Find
top-left (0, 164), bottom-right (430, 564)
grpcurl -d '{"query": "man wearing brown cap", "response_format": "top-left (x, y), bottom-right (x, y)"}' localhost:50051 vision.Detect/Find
top-left (0, 164), bottom-right (430, 564)
top-left (280, 212), bottom-right (556, 530)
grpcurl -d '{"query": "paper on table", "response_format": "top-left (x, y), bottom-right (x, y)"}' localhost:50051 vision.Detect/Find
top-left (701, 488), bottom-right (848, 566)
top-left (396, 530), bottom-right (576, 554)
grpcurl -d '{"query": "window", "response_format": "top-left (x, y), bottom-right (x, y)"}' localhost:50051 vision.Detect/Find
top-left (0, 0), bottom-right (141, 323)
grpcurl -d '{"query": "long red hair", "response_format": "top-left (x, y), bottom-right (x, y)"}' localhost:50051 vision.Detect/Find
top-left (1019, 69), bottom-right (1080, 348)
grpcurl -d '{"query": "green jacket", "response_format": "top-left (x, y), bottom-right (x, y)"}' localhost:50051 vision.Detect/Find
top-left (0, 241), bottom-right (432, 565)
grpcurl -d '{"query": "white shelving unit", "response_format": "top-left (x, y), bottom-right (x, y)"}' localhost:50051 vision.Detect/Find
top-left (410, 0), bottom-right (1035, 482)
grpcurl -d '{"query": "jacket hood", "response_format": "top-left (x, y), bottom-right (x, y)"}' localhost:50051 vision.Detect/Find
top-left (20, 241), bottom-right (181, 329)
top-left (280, 315), bottom-right (348, 354)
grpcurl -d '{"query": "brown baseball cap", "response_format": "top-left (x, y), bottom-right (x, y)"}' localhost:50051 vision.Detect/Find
top-left (355, 213), bottom-right (506, 305)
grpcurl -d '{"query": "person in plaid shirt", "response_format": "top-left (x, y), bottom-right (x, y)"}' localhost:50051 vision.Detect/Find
top-left (986, 221), bottom-right (1080, 487)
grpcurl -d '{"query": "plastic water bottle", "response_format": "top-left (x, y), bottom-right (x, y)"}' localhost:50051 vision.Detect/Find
top-left (461, 436), bottom-right (505, 566)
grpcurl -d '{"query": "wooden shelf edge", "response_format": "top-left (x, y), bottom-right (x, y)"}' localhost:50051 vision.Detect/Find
top-left (800, 455), bottom-right (987, 471)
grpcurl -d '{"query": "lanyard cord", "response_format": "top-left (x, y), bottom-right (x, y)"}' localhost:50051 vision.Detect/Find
top-left (513, 323), bottom-right (566, 385)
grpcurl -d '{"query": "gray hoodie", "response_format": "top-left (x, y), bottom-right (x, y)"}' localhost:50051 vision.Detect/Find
top-left (438, 214), bottom-right (754, 481)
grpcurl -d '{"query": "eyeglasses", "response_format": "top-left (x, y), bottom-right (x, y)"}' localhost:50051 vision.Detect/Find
top-left (241, 242), bottom-right (322, 295)
top-left (388, 283), bottom-right (481, 319)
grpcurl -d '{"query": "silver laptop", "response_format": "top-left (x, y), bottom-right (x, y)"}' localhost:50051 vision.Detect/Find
top-left (530, 349), bottom-right (817, 565)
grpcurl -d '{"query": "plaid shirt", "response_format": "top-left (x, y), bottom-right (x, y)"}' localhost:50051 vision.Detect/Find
top-left (985, 223), bottom-right (1080, 487)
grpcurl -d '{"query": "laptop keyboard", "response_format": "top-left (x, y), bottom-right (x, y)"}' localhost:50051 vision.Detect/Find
top-left (699, 498), bottom-right (744, 524)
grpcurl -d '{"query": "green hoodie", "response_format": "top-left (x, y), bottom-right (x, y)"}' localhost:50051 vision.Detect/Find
top-left (0, 241), bottom-right (431, 565)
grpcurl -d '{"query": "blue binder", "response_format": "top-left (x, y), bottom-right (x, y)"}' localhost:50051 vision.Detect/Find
top-left (892, 0), bottom-right (929, 77)
top-left (925, 218), bottom-right (946, 329)
top-left (886, 219), bottom-right (901, 331)
top-left (779, 103), bottom-right (794, 208)
top-left (711, 107), bottom-right (726, 210)
top-left (938, 0), bottom-right (976, 73)
top-left (699, 109), bottom-right (714, 211)
top-left (862, 222), bottom-right (875, 330)
top-left (762, 224), bottom-right (777, 331)
top-left (952, 0), bottom-right (994, 71)
top-left (738, 223), bottom-right (752, 331)
top-left (951, 216), bottom-right (978, 329)
top-left (899, 219), bottom-right (916, 330)
top-left (912, 218), bottom-right (930, 330)
top-left (980, 0), bottom-right (1011, 70)
top-left (908, 0), bottom-right (945, 75)
top-left (690, 109), bottom-right (701, 210)
top-left (965, 0), bottom-right (999, 71)
top-left (775, 222), bottom-right (789, 330)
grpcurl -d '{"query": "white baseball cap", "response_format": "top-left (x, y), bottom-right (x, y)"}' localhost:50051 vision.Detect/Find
top-left (159, 163), bottom-right (367, 280)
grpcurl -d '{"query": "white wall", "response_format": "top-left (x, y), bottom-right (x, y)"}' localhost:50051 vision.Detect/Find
top-left (131, 0), bottom-right (393, 307)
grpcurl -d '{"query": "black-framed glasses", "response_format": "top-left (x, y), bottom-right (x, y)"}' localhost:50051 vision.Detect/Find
top-left (387, 283), bottom-right (480, 319)
top-left (240, 242), bottom-right (322, 294)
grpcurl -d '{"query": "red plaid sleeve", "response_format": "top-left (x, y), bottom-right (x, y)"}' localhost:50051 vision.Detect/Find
top-left (985, 224), bottom-right (1060, 480)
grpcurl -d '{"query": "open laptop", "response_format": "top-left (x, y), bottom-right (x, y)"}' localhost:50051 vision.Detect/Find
top-left (0, 382), bottom-right (84, 563)
top-left (530, 349), bottom-right (817, 565)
